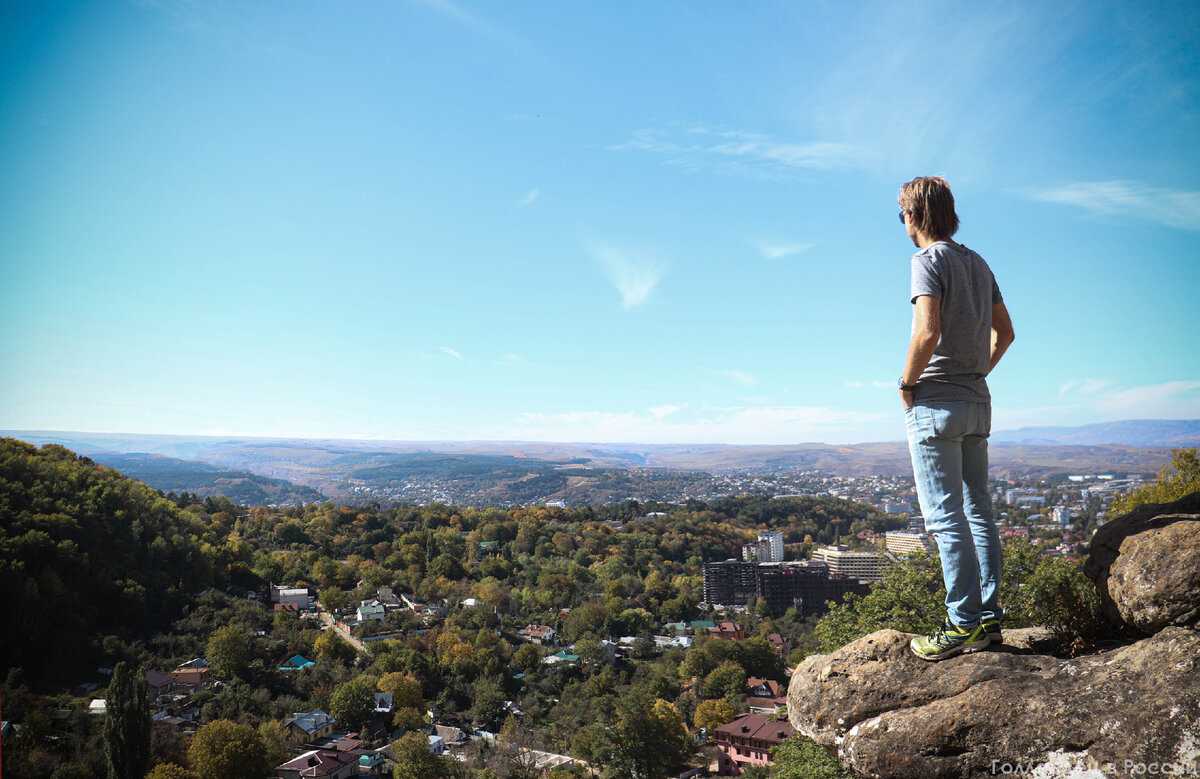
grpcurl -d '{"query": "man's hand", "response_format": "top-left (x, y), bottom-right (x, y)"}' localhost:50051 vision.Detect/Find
top-left (899, 388), bottom-right (914, 411)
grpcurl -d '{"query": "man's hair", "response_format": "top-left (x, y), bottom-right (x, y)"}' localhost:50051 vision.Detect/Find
top-left (899, 176), bottom-right (960, 240)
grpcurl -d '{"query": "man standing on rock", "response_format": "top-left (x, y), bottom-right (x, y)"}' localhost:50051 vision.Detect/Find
top-left (897, 176), bottom-right (1016, 661)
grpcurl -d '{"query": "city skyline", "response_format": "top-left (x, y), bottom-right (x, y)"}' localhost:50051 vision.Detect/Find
top-left (2, 1), bottom-right (1198, 444)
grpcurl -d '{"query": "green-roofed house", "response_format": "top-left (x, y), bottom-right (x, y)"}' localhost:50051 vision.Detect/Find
top-left (542, 650), bottom-right (580, 667)
top-left (278, 654), bottom-right (316, 671)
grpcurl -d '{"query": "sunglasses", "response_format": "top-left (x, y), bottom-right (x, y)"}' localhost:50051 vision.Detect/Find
top-left (898, 210), bottom-right (906, 224)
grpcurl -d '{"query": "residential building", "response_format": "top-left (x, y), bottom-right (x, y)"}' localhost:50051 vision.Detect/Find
top-left (1053, 506), bottom-right (1073, 527)
top-left (356, 599), bottom-right (386, 623)
top-left (434, 724), bottom-right (468, 749)
top-left (375, 586), bottom-right (403, 610)
top-left (169, 667), bottom-right (210, 689)
top-left (704, 559), bottom-right (871, 617)
top-left (271, 584), bottom-right (315, 610)
top-left (542, 649), bottom-right (579, 666)
top-left (885, 531), bottom-right (930, 556)
top-left (707, 621), bottom-right (745, 641)
top-left (278, 655), bottom-right (316, 672)
top-left (757, 531), bottom-right (784, 562)
top-left (745, 677), bottom-right (787, 716)
top-left (702, 560), bottom-right (758, 606)
top-left (275, 749), bottom-right (356, 779)
top-left (742, 531), bottom-right (785, 563)
top-left (283, 710), bottom-right (336, 744)
top-left (755, 561), bottom-right (869, 616)
top-left (811, 545), bottom-right (890, 581)
top-left (713, 713), bottom-right (796, 773)
top-left (518, 624), bottom-right (557, 645)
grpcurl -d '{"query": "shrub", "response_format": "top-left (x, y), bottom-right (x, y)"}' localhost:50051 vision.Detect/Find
top-left (1016, 557), bottom-right (1104, 654)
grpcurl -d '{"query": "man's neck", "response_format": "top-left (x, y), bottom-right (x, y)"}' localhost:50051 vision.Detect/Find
top-left (916, 232), bottom-right (955, 249)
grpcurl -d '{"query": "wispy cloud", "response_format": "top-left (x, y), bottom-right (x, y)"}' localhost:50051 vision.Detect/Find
top-left (998, 379), bottom-right (1200, 429)
top-left (845, 380), bottom-right (894, 390)
top-left (754, 240), bottom-right (815, 260)
top-left (439, 346), bottom-right (463, 359)
top-left (518, 188), bottom-right (540, 207)
top-left (410, 0), bottom-right (531, 55)
top-left (1093, 380), bottom-right (1200, 417)
top-left (1029, 181), bottom-right (1200, 231)
top-left (588, 243), bottom-right (665, 309)
top-left (610, 126), bottom-right (865, 178)
top-left (718, 370), bottom-right (758, 387)
top-left (1058, 378), bottom-right (1114, 398)
top-left (649, 404), bottom-right (684, 420)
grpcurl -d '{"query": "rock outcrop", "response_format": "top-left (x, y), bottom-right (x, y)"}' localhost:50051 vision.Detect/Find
top-left (788, 493), bottom-right (1200, 778)
top-left (1082, 491), bottom-right (1200, 635)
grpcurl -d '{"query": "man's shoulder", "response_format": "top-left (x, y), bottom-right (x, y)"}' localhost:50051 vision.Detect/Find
top-left (915, 241), bottom-right (990, 269)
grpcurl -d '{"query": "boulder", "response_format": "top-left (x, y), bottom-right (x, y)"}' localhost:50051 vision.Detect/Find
top-left (1082, 491), bottom-right (1200, 635)
top-left (787, 627), bottom-right (1200, 778)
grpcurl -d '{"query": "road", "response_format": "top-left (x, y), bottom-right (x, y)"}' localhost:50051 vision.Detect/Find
top-left (318, 610), bottom-right (368, 655)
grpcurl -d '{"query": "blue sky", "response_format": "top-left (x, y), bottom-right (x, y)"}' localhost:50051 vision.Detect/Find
top-left (1, 0), bottom-right (1198, 445)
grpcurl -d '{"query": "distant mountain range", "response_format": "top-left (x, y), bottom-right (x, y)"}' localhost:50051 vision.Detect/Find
top-left (4, 418), bottom-right (1194, 505)
top-left (990, 419), bottom-right (1200, 447)
top-left (83, 452), bottom-right (324, 506)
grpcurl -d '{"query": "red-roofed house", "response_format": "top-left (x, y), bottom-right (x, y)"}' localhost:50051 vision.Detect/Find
top-left (275, 748), bottom-right (356, 779)
top-left (713, 713), bottom-right (795, 773)
top-left (706, 621), bottom-right (745, 641)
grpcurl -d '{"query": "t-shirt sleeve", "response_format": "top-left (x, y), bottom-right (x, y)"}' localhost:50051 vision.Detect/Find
top-left (991, 274), bottom-right (1003, 304)
top-left (910, 254), bottom-right (942, 304)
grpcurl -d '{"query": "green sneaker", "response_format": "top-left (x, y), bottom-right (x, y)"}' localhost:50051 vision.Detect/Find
top-left (909, 618), bottom-right (991, 661)
top-left (981, 618), bottom-right (1003, 644)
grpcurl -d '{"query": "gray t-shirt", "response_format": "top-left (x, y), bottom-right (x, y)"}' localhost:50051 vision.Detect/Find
top-left (909, 240), bottom-right (1002, 403)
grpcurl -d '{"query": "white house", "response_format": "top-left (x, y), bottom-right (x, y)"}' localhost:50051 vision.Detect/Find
top-left (357, 599), bottom-right (386, 623)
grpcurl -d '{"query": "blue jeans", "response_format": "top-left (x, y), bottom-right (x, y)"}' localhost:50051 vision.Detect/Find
top-left (904, 400), bottom-right (1003, 628)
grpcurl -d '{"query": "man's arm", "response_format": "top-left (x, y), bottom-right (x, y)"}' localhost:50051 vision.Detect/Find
top-left (900, 295), bottom-right (940, 408)
top-left (989, 300), bottom-right (1015, 372)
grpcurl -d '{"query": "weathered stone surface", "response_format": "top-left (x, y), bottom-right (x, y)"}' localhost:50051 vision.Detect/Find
top-left (787, 627), bottom-right (1200, 778)
top-left (1082, 492), bottom-right (1200, 635)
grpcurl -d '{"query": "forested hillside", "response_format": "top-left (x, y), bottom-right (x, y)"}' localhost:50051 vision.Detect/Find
top-left (1, 438), bottom-right (903, 777)
top-left (0, 440), bottom-right (252, 685)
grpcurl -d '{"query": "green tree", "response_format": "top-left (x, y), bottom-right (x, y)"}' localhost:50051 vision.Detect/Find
top-left (1109, 448), bottom-right (1199, 516)
top-left (329, 676), bottom-right (376, 731)
top-left (512, 643), bottom-right (542, 674)
top-left (102, 661), bottom-right (150, 779)
top-left (608, 689), bottom-right (691, 779)
top-left (186, 720), bottom-right (267, 779)
top-left (257, 720), bottom-right (289, 770)
top-left (206, 625), bottom-right (252, 680)
top-left (771, 736), bottom-right (852, 779)
top-left (814, 550), bottom-right (946, 652)
top-left (468, 675), bottom-right (507, 729)
top-left (701, 661), bottom-right (745, 700)
top-left (144, 764), bottom-right (196, 779)
top-left (391, 731), bottom-right (462, 779)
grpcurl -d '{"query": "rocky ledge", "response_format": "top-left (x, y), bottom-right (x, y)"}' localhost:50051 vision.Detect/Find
top-left (787, 492), bottom-right (1200, 778)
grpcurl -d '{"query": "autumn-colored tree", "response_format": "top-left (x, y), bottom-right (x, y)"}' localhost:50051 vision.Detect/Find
top-left (187, 720), bottom-right (267, 779)
top-left (693, 698), bottom-right (736, 732)
top-left (144, 764), bottom-right (196, 779)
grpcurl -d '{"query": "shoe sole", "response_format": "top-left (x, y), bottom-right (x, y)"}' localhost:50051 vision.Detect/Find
top-left (910, 637), bottom-right (991, 661)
